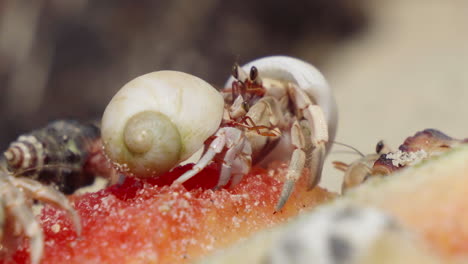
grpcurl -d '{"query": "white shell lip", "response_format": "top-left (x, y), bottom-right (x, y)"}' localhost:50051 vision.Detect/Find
top-left (224, 55), bottom-right (338, 143)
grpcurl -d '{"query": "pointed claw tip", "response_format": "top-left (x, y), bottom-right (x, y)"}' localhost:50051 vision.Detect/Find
top-left (72, 215), bottom-right (82, 236)
top-left (170, 181), bottom-right (182, 188)
top-left (308, 146), bottom-right (326, 189)
top-left (29, 231), bottom-right (44, 264)
top-left (172, 176), bottom-right (186, 185)
top-left (276, 179), bottom-right (295, 211)
top-left (308, 164), bottom-right (323, 190)
top-left (274, 202), bottom-right (285, 213)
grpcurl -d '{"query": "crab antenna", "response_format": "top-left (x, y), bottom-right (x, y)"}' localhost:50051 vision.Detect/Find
top-left (332, 141), bottom-right (365, 157)
top-left (12, 163), bottom-right (79, 177)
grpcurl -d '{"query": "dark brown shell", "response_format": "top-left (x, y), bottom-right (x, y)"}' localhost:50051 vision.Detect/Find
top-left (373, 129), bottom-right (464, 175)
top-left (337, 129), bottom-right (467, 192)
top-left (399, 128), bottom-right (460, 153)
top-left (3, 120), bottom-right (105, 194)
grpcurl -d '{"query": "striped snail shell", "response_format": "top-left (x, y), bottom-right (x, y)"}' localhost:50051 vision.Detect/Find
top-left (101, 71), bottom-right (224, 177)
top-left (4, 135), bottom-right (44, 171)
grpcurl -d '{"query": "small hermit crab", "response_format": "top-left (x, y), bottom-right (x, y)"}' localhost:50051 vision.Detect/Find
top-left (175, 56), bottom-right (338, 210)
top-left (0, 119), bottom-right (109, 263)
top-left (102, 56), bottom-right (337, 210)
top-left (335, 129), bottom-right (468, 192)
top-left (4, 120), bottom-right (106, 193)
top-left (333, 141), bottom-right (392, 192)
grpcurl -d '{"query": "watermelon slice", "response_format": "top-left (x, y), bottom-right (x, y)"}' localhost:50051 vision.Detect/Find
top-left (3, 162), bottom-right (334, 263)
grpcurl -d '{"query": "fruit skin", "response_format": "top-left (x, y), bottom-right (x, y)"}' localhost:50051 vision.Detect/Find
top-left (3, 162), bottom-right (334, 264)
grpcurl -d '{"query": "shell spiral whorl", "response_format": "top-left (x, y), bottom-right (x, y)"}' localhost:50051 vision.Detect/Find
top-left (123, 110), bottom-right (182, 175)
top-left (102, 71), bottom-right (224, 178)
top-left (4, 135), bottom-right (44, 171)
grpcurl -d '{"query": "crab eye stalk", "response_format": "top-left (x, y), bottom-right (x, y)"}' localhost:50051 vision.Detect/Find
top-left (232, 64), bottom-right (239, 80)
top-left (242, 101), bottom-right (250, 112)
top-left (249, 66), bottom-right (258, 81)
top-left (376, 140), bottom-right (384, 154)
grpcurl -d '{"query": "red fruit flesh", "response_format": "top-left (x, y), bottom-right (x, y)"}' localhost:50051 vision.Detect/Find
top-left (4, 163), bottom-right (334, 264)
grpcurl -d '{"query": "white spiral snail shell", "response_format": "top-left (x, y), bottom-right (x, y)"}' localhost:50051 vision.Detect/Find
top-left (101, 71), bottom-right (224, 177)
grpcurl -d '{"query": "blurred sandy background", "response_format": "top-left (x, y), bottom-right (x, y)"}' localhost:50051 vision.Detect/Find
top-left (1, 0), bottom-right (467, 192)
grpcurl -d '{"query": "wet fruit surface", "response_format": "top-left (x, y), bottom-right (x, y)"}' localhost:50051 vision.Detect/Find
top-left (4, 163), bottom-right (334, 264)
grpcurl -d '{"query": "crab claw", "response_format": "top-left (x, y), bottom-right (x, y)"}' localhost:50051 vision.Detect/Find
top-left (275, 105), bottom-right (329, 211)
top-left (173, 127), bottom-right (252, 190)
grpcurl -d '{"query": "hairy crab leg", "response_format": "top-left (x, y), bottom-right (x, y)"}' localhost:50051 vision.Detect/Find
top-left (11, 177), bottom-right (81, 235)
top-left (303, 105), bottom-right (328, 188)
top-left (0, 176), bottom-right (44, 264)
top-left (275, 120), bottom-right (308, 211)
top-left (289, 84), bottom-right (329, 189)
top-left (216, 130), bottom-right (247, 188)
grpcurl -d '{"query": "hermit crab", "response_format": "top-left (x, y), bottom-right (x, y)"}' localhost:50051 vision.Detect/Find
top-left (0, 119), bottom-right (112, 264)
top-left (175, 56), bottom-right (338, 209)
top-left (4, 120), bottom-right (107, 194)
top-left (102, 56), bottom-right (337, 210)
top-left (333, 141), bottom-right (391, 192)
top-left (335, 129), bottom-right (467, 192)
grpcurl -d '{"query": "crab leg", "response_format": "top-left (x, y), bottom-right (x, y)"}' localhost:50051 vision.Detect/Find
top-left (174, 127), bottom-right (252, 189)
top-left (303, 104), bottom-right (328, 189)
top-left (216, 131), bottom-right (247, 188)
top-left (11, 177), bottom-right (81, 235)
top-left (0, 176), bottom-right (43, 264)
top-left (217, 135), bottom-right (252, 189)
top-left (333, 161), bottom-right (350, 172)
top-left (173, 130), bottom-right (227, 185)
top-left (173, 127), bottom-right (245, 186)
top-left (228, 143), bottom-right (252, 188)
top-left (276, 120), bottom-right (308, 211)
top-left (289, 84), bottom-right (329, 189)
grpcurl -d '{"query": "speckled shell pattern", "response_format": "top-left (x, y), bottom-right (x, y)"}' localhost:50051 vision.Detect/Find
top-left (3, 120), bottom-right (100, 194)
